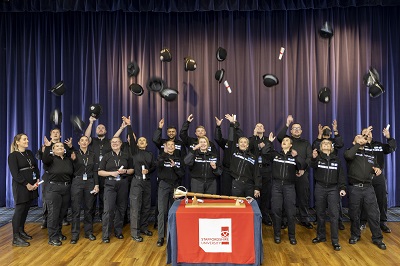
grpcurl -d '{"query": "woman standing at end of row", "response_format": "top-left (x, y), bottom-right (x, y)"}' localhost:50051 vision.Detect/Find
top-left (8, 133), bottom-right (40, 247)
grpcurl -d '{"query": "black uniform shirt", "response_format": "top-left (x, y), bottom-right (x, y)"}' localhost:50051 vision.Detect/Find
top-left (42, 146), bottom-right (73, 182)
top-left (72, 149), bottom-right (99, 185)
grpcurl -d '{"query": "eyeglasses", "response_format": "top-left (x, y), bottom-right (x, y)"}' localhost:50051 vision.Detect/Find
top-left (292, 127), bottom-right (302, 130)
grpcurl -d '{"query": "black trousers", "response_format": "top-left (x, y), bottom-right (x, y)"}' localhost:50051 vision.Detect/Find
top-left (93, 176), bottom-right (105, 216)
top-left (46, 182), bottom-right (71, 241)
top-left (130, 178), bottom-right (151, 237)
top-left (258, 170), bottom-right (272, 222)
top-left (348, 185), bottom-right (383, 242)
top-left (70, 177), bottom-right (96, 239)
top-left (102, 178), bottom-right (129, 238)
top-left (271, 180), bottom-right (296, 239)
top-left (220, 168), bottom-right (232, 196)
top-left (314, 183), bottom-right (340, 243)
top-left (12, 200), bottom-right (33, 235)
top-left (191, 178), bottom-right (217, 194)
top-left (157, 180), bottom-right (175, 239)
top-left (360, 174), bottom-right (388, 224)
top-left (231, 179), bottom-right (254, 198)
top-left (295, 172), bottom-right (311, 223)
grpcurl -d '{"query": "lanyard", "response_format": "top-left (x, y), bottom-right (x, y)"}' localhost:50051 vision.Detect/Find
top-left (79, 149), bottom-right (89, 173)
top-left (19, 151), bottom-right (33, 168)
top-left (112, 151), bottom-right (120, 168)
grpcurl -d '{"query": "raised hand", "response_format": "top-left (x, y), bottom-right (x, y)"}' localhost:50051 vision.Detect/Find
top-left (268, 132), bottom-right (276, 142)
top-left (312, 149), bottom-right (318, 158)
top-left (225, 114), bottom-right (234, 123)
top-left (318, 124), bottom-right (323, 137)
top-left (286, 115), bottom-right (294, 127)
top-left (64, 137), bottom-right (73, 148)
top-left (89, 116), bottom-right (97, 123)
top-left (159, 118), bottom-right (165, 128)
top-left (214, 116), bottom-right (223, 126)
top-left (122, 116), bottom-right (131, 125)
top-left (382, 126), bottom-right (390, 138)
top-left (44, 136), bottom-right (51, 147)
top-left (332, 120), bottom-right (338, 132)
top-left (187, 114), bottom-right (194, 122)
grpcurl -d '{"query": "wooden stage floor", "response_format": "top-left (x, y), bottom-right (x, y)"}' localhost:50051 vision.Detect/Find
top-left (1, 222), bottom-right (400, 265)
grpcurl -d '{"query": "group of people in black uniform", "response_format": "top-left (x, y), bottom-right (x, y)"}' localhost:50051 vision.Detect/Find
top-left (8, 113), bottom-right (396, 252)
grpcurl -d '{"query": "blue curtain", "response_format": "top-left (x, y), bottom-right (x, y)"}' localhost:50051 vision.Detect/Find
top-left (1, 6), bottom-right (399, 207)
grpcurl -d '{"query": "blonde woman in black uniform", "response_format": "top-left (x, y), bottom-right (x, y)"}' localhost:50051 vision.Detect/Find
top-left (8, 133), bottom-right (40, 247)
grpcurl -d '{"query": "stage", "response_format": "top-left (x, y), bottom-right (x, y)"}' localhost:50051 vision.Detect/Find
top-left (1, 214), bottom-right (400, 265)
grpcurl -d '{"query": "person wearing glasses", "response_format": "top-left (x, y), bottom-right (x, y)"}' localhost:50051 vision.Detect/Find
top-left (277, 115), bottom-right (313, 229)
top-left (98, 136), bottom-right (134, 243)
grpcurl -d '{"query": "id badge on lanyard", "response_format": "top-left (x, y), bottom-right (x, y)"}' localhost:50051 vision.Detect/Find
top-left (83, 173), bottom-right (88, 181)
top-left (116, 174), bottom-right (121, 181)
top-left (258, 156), bottom-right (263, 164)
top-left (32, 172), bottom-right (37, 180)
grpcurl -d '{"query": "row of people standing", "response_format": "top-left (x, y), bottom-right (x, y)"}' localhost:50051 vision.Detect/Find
top-left (8, 113), bottom-right (396, 250)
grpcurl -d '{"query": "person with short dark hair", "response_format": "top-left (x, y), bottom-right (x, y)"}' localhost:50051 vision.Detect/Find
top-left (309, 139), bottom-right (346, 251)
top-left (42, 138), bottom-right (74, 246)
top-left (36, 128), bottom-right (73, 229)
top-left (123, 116), bottom-right (156, 243)
top-left (312, 120), bottom-right (346, 230)
top-left (214, 115), bottom-right (244, 196)
top-left (266, 135), bottom-right (305, 245)
top-left (8, 133), bottom-right (40, 247)
top-left (85, 116), bottom-right (126, 221)
top-left (69, 135), bottom-right (99, 244)
top-left (155, 140), bottom-right (185, 247)
top-left (277, 115), bottom-right (313, 229)
top-left (225, 114), bottom-right (261, 198)
top-left (344, 134), bottom-right (386, 250)
top-left (359, 126), bottom-right (396, 233)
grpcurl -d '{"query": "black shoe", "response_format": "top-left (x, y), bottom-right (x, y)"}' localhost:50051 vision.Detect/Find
top-left (19, 231), bottom-right (33, 240)
top-left (339, 221), bottom-right (345, 230)
top-left (59, 234), bottom-right (67, 241)
top-left (85, 234), bottom-right (96, 241)
top-left (373, 241), bottom-right (386, 250)
top-left (262, 219), bottom-right (273, 226)
top-left (12, 236), bottom-right (30, 247)
top-left (154, 223), bottom-right (158, 229)
top-left (70, 239), bottom-right (78, 244)
top-left (141, 230), bottom-right (153, 236)
top-left (115, 233), bottom-right (124, 239)
top-left (274, 237), bottom-right (281, 244)
top-left (157, 238), bottom-right (164, 247)
top-left (312, 237), bottom-right (326, 243)
top-left (300, 222), bottom-right (313, 229)
top-left (132, 236), bottom-right (143, 242)
top-left (332, 243), bottom-right (341, 251)
top-left (41, 220), bottom-right (47, 229)
top-left (102, 238), bottom-right (110, 243)
top-left (62, 220), bottom-right (70, 226)
top-left (380, 224), bottom-right (391, 233)
top-left (349, 237), bottom-right (360, 244)
top-left (48, 239), bottom-right (62, 246)
top-left (289, 238), bottom-right (297, 245)
top-left (281, 222), bottom-right (287, 229)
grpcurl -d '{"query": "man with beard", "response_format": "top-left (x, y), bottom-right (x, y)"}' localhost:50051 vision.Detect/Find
top-left (277, 115), bottom-right (313, 229)
top-left (85, 116), bottom-right (127, 220)
top-left (344, 134), bottom-right (386, 250)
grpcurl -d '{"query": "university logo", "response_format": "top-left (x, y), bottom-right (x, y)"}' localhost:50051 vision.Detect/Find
top-left (199, 218), bottom-right (232, 252)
